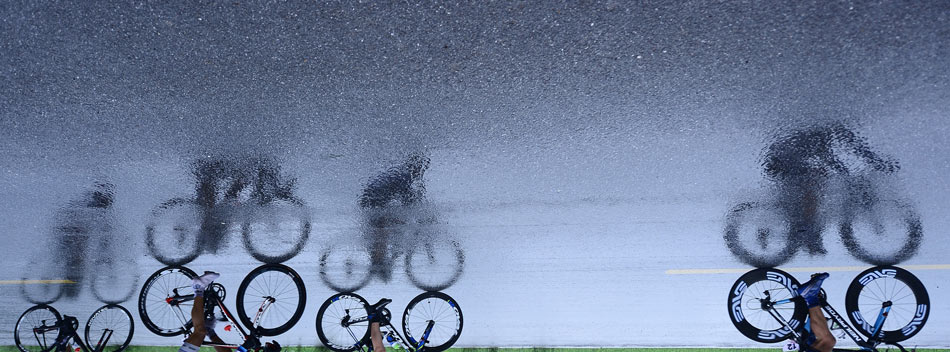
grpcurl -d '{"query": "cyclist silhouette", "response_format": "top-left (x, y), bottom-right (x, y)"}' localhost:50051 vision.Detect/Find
top-left (357, 152), bottom-right (430, 281)
top-left (761, 122), bottom-right (899, 255)
top-left (56, 182), bottom-right (116, 298)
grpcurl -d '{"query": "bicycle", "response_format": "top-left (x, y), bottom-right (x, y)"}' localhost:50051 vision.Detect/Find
top-left (137, 264), bottom-right (307, 348)
top-left (727, 266), bottom-right (929, 351)
top-left (319, 203), bottom-right (464, 292)
top-left (145, 164), bottom-right (311, 265)
top-left (14, 303), bottom-right (134, 352)
top-left (315, 291), bottom-right (463, 352)
top-left (724, 172), bottom-right (922, 268)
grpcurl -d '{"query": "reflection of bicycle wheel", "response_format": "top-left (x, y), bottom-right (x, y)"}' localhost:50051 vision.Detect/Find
top-left (315, 292), bottom-right (371, 352)
top-left (90, 258), bottom-right (139, 305)
top-left (319, 242), bottom-right (373, 292)
top-left (241, 198), bottom-right (311, 263)
top-left (137, 266), bottom-right (197, 337)
top-left (845, 266), bottom-right (929, 342)
top-left (15, 304), bottom-right (61, 352)
top-left (726, 268), bottom-right (807, 343)
top-left (145, 198), bottom-right (202, 265)
top-left (20, 258), bottom-right (65, 305)
top-left (839, 200), bottom-right (922, 266)
top-left (402, 291), bottom-right (463, 352)
top-left (85, 304), bottom-right (134, 352)
top-left (724, 202), bottom-right (799, 268)
top-left (404, 235), bottom-right (464, 292)
top-left (235, 264), bottom-right (307, 336)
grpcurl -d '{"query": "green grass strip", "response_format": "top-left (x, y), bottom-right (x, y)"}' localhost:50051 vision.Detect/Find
top-left (3, 348), bottom-right (950, 352)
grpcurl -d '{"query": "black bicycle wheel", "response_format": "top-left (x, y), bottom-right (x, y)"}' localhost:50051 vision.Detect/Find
top-left (85, 304), bottom-right (134, 352)
top-left (242, 198), bottom-right (312, 263)
top-left (19, 258), bottom-right (65, 305)
top-left (145, 198), bottom-right (202, 265)
top-left (723, 202), bottom-right (799, 268)
top-left (404, 234), bottom-right (465, 292)
top-left (315, 292), bottom-right (371, 352)
top-left (839, 200), bottom-right (922, 266)
top-left (402, 291), bottom-right (463, 352)
top-left (845, 266), bottom-right (929, 342)
top-left (90, 256), bottom-right (139, 305)
top-left (727, 268), bottom-right (807, 343)
top-left (15, 304), bottom-right (62, 352)
top-left (319, 241), bottom-right (373, 293)
top-left (138, 266), bottom-right (197, 336)
top-left (236, 263), bottom-right (307, 336)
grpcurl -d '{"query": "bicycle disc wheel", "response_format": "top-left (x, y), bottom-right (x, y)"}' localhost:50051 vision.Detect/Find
top-left (316, 293), bottom-right (371, 352)
top-left (145, 198), bottom-right (202, 265)
top-left (404, 234), bottom-right (465, 292)
top-left (137, 266), bottom-right (197, 336)
top-left (402, 291), bottom-right (463, 352)
top-left (845, 266), bottom-right (929, 342)
top-left (727, 268), bottom-right (807, 343)
top-left (85, 304), bottom-right (134, 352)
top-left (839, 200), bottom-right (922, 266)
top-left (236, 263), bottom-right (307, 336)
top-left (15, 304), bottom-right (62, 352)
top-left (318, 241), bottom-right (373, 292)
top-left (242, 198), bottom-right (311, 263)
top-left (723, 202), bottom-right (799, 268)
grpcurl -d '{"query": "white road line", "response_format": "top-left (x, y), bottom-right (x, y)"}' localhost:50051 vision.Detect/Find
top-left (665, 264), bottom-right (950, 275)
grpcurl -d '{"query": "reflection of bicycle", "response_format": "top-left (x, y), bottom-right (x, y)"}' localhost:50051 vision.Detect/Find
top-left (727, 266), bottom-right (929, 352)
top-left (724, 174), bottom-right (921, 267)
top-left (137, 264), bottom-right (307, 341)
top-left (15, 303), bottom-right (134, 352)
top-left (315, 291), bottom-right (463, 352)
top-left (21, 208), bottom-right (138, 305)
top-left (319, 205), bottom-right (464, 292)
top-left (145, 182), bottom-right (311, 265)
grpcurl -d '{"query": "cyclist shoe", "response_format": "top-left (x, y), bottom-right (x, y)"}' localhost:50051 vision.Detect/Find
top-left (797, 272), bottom-right (829, 308)
top-left (368, 298), bottom-right (393, 324)
top-left (192, 271), bottom-right (220, 294)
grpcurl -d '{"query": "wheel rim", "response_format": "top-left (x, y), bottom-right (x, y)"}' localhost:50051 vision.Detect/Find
top-left (145, 200), bottom-right (202, 265)
top-left (723, 203), bottom-right (798, 268)
top-left (16, 306), bottom-right (61, 352)
top-left (317, 294), bottom-right (369, 351)
top-left (319, 242), bottom-right (373, 292)
top-left (242, 199), bottom-right (311, 263)
top-left (139, 267), bottom-right (195, 335)
top-left (403, 292), bottom-right (462, 351)
top-left (237, 264), bottom-right (306, 335)
top-left (85, 305), bottom-right (134, 351)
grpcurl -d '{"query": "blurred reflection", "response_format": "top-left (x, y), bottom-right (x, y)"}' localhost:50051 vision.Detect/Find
top-left (319, 152), bottom-right (464, 292)
top-left (724, 122), bottom-right (922, 267)
top-left (145, 155), bottom-right (310, 264)
top-left (21, 182), bottom-right (139, 304)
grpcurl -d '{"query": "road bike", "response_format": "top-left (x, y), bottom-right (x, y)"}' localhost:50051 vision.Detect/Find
top-left (14, 303), bottom-right (134, 352)
top-left (315, 291), bottom-right (463, 352)
top-left (145, 166), bottom-right (311, 265)
top-left (137, 264), bottom-right (306, 348)
top-left (727, 266), bottom-right (929, 351)
top-left (724, 173), bottom-right (922, 268)
top-left (319, 204), bottom-right (464, 292)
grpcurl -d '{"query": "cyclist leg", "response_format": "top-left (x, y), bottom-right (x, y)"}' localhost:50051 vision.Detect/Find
top-left (180, 294), bottom-right (206, 351)
top-left (369, 322), bottom-right (385, 352)
top-left (806, 307), bottom-right (835, 352)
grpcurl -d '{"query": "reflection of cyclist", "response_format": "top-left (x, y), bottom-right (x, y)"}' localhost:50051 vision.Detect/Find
top-left (358, 153), bottom-right (430, 281)
top-left (191, 156), bottom-right (291, 252)
top-left (761, 122), bottom-right (898, 254)
top-left (182, 271), bottom-right (280, 352)
top-left (56, 182), bottom-right (115, 298)
top-left (795, 272), bottom-right (835, 352)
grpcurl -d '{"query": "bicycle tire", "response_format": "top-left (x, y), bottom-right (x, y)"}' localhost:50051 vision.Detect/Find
top-left (138, 265), bottom-right (197, 336)
top-left (15, 304), bottom-right (62, 352)
top-left (236, 263), bottom-right (307, 336)
top-left (402, 291), bottom-right (463, 352)
top-left (319, 241), bottom-right (373, 292)
top-left (404, 235), bottom-right (465, 292)
top-left (315, 292), bottom-right (371, 352)
top-left (727, 268), bottom-right (807, 343)
top-left (144, 198), bottom-right (202, 265)
top-left (90, 257), bottom-right (139, 305)
top-left (845, 265), bottom-right (929, 342)
top-left (839, 200), bottom-right (922, 266)
top-left (85, 304), bottom-right (134, 352)
top-left (241, 197), bottom-right (311, 263)
top-left (19, 258), bottom-right (65, 305)
top-left (723, 202), bottom-right (799, 268)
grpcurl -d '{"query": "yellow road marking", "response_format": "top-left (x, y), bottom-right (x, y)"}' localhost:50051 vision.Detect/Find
top-left (665, 264), bottom-right (950, 275)
top-left (0, 279), bottom-right (77, 285)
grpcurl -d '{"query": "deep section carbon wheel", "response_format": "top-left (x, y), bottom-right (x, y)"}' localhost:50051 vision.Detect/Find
top-left (315, 292), bottom-right (371, 352)
top-left (845, 265), bottom-right (929, 342)
top-left (236, 263), bottom-right (307, 336)
top-left (402, 291), bottom-right (463, 352)
top-left (137, 265), bottom-right (197, 336)
top-left (727, 268), bottom-right (807, 343)
top-left (84, 304), bottom-right (134, 352)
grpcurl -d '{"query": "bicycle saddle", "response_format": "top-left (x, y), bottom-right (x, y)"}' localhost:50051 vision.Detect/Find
top-left (368, 298), bottom-right (392, 312)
